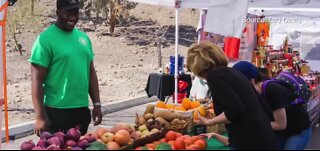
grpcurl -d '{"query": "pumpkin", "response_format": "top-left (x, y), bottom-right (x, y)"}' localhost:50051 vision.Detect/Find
top-left (182, 98), bottom-right (192, 110)
top-left (156, 101), bottom-right (167, 109)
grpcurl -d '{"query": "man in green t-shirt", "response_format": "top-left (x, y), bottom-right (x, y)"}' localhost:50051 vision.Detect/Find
top-left (29, 0), bottom-right (103, 135)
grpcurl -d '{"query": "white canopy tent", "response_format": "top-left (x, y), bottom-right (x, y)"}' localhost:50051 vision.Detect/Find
top-left (130, 0), bottom-right (320, 9)
top-left (249, 0), bottom-right (320, 19)
top-left (249, 0), bottom-right (320, 10)
top-left (248, 0), bottom-right (320, 70)
top-left (128, 0), bottom-right (320, 103)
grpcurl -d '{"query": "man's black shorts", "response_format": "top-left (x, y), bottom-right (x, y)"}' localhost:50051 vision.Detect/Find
top-left (45, 106), bottom-right (91, 135)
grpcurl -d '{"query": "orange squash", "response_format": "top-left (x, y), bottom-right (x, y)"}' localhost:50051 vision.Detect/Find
top-left (193, 107), bottom-right (207, 121)
top-left (156, 101), bottom-right (167, 109)
top-left (198, 107), bottom-right (207, 117)
top-left (182, 98), bottom-right (192, 110)
top-left (174, 106), bottom-right (187, 112)
top-left (165, 104), bottom-right (175, 109)
top-left (210, 103), bottom-right (214, 110)
top-left (191, 101), bottom-right (201, 109)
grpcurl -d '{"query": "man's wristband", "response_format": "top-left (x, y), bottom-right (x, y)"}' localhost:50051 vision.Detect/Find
top-left (93, 102), bottom-right (101, 107)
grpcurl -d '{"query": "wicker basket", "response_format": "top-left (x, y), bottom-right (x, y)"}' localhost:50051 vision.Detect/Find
top-left (206, 111), bottom-right (227, 134)
top-left (133, 128), bottom-right (167, 148)
top-left (119, 139), bottom-right (134, 150)
top-left (154, 107), bottom-right (194, 119)
top-left (166, 117), bottom-right (193, 134)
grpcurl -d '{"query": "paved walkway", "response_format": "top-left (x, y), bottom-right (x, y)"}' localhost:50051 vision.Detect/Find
top-left (99, 103), bottom-right (153, 128)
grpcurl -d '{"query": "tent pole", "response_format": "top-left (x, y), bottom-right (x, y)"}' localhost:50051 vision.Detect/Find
top-left (174, 8), bottom-right (179, 104)
top-left (1, 1), bottom-right (9, 144)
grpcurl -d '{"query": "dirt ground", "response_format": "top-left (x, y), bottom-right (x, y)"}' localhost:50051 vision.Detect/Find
top-left (3, 0), bottom-right (199, 126)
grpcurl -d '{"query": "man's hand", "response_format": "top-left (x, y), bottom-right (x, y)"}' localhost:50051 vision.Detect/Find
top-left (34, 117), bottom-right (50, 136)
top-left (92, 107), bottom-right (103, 126)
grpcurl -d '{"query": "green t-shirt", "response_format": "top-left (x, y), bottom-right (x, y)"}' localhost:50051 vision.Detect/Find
top-left (29, 24), bottom-right (94, 109)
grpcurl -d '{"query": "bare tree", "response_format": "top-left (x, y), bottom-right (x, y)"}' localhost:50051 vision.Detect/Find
top-left (7, 20), bottom-right (23, 55)
top-left (7, 0), bottom-right (42, 56)
top-left (82, 0), bottom-right (137, 35)
top-left (31, 0), bottom-right (36, 16)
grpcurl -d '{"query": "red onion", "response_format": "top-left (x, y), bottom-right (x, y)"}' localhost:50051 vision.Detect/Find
top-left (37, 139), bottom-right (48, 148)
top-left (72, 147), bottom-right (83, 150)
top-left (20, 140), bottom-right (36, 150)
top-left (40, 132), bottom-right (53, 140)
top-left (54, 131), bottom-right (66, 143)
top-left (48, 136), bottom-right (63, 147)
top-left (65, 140), bottom-right (77, 147)
top-left (66, 128), bottom-right (81, 141)
top-left (32, 146), bottom-right (46, 150)
top-left (84, 133), bottom-right (97, 143)
top-left (47, 145), bottom-right (61, 150)
top-left (77, 139), bottom-right (89, 149)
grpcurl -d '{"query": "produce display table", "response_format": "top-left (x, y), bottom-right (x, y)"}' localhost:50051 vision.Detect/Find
top-left (205, 133), bottom-right (230, 150)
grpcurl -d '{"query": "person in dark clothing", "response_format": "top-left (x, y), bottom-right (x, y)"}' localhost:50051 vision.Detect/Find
top-left (187, 42), bottom-right (277, 150)
top-left (233, 61), bottom-right (312, 150)
top-left (233, 62), bottom-right (287, 131)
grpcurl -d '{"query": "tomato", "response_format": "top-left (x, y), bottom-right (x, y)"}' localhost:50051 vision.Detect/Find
top-left (184, 139), bottom-right (193, 147)
top-left (146, 143), bottom-right (155, 150)
top-left (176, 133), bottom-right (183, 138)
top-left (159, 138), bottom-right (167, 143)
top-left (174, 140), bottom-right (186, 150)
top-left (191, 136), bottom-right (200, 142)
top-left (189, 145), bottom-right (201, 150)
top-left (165, 131), bottom-right (177, 142)
top-left (168, 141), bottom-right (175, 146)
top-left (153, 141), bottom-right (161, 147)
top-left (194, 140), bottom-right (207, 150)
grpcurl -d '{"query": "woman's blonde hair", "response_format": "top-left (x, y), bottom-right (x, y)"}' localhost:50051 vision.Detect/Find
top-left (187, 41), bottom-right (228, 78)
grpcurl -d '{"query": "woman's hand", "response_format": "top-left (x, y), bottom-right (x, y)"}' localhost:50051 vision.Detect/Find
top-left (194, 110), bottom-right (213, 126)
top-left (199, 132), bottom-right (218, 140)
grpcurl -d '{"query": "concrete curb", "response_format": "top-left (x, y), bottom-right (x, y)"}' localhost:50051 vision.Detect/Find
top-left (1, 96), bottom-right (158, 142)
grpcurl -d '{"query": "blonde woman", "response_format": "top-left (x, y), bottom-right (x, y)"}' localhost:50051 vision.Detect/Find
top-left (187, 42), bottom-right (277, 150)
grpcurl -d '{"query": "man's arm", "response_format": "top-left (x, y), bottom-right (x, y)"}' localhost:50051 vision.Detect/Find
top-left (31, 64), bottom-right (49, 136)
top-left (89, 62), bottom-right (102, 126)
